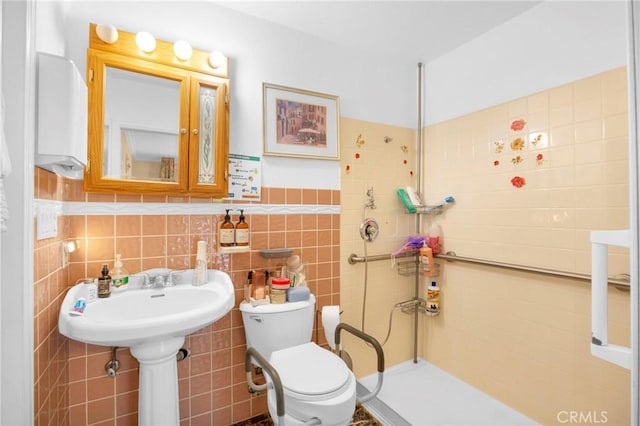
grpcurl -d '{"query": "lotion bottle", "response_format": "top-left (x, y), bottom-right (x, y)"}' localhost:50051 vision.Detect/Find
top-left (235, 209), bottom-right (249, 247)
top-left (220, 209), bottom-right (235, 247)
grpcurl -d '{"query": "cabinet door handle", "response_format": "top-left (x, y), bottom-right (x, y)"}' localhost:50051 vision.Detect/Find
top-left (180, 128), bottom-right (187, 135)
top-left (192, 129), bottom-right (199, 135)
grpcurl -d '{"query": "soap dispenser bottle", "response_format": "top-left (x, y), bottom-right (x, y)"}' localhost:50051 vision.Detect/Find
top-left (111, 254), bottom-right (129, 291)
top-left (235, 209), bottom-right (249, 247)
top-left (220, 209), bottom-right (235, 247)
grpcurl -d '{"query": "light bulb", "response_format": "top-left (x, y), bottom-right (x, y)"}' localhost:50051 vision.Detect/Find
top-left (135, 32), bottom-right (156, 53)
top-left (208, 51), bottom-right (225, 69)
top-left (173, 40), bottom-right (192, 61)
top-left (95, 24), bottom-right (118, 44)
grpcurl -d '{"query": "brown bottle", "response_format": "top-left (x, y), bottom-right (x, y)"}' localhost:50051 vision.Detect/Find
top-left (235, 209), bottom-right (249, 247)
top-left (97, 264), bottom-right (111, 298)
top-left (219, 209), bottom-right (235, 247)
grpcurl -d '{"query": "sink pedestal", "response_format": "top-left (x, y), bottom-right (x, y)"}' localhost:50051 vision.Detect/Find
top-left (130, 336), bottom-right (185, 426)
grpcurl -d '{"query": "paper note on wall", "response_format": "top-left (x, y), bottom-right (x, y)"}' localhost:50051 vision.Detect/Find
top-left (227, 154), bottom-right (261, 200)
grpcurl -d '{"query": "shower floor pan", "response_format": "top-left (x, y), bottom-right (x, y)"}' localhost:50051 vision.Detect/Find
top-left (358, 358), bottom-right (537, 425)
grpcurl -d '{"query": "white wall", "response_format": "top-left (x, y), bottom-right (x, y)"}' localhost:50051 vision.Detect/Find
top-left (1, 2), bottom-right (35, 424)
top-left (35, 1), bottom-right (421, 190)
top-left (424, 1), bottom-right (628, 126)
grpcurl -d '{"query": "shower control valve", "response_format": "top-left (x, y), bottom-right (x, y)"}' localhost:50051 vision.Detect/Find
top-left (360, 218), bottom-right (380, 241)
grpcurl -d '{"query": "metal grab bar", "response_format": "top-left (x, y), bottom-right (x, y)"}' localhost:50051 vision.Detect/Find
top-left (347, 250), bottom-right (630, 289)
top-left (245, 347), bottom-right (285, 425)
top-left (335, 323), bottom-right (385, 403)
top-left (348, 250), bottom-right (417, 264)
top-left (438, 251), bottom-right (630, 290)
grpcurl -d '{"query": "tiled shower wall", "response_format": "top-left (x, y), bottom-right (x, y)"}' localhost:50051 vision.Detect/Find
top-left (33, 169), bottom-right (341, 425)
top-left (338, 118), bottom-right (421, 377)
top-left (422, 67), bottom-right (631, 424)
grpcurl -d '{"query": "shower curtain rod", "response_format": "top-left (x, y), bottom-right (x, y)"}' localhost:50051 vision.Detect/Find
top-left (347, 251), bottom-right (630, 289)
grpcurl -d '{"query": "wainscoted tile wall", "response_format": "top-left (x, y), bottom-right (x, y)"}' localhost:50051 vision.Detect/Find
top-left (422, 67), bottom-right (631, 424)
top-left (33, 168), bottom-right (340, 425)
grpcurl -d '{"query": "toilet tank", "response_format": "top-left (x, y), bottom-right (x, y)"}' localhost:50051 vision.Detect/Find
top-left (240, 294), bottom-right (316, 361)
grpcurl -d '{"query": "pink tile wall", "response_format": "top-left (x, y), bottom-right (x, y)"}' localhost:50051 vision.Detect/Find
top-left (33, 170), bottom-right (341, 425)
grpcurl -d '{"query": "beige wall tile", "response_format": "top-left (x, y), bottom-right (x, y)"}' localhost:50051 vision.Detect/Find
top-left (422, 67), bottom-right (630, 424)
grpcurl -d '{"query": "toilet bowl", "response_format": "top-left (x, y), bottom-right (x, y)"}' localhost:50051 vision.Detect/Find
top-left (240, 294), bottom-right (356, 425)
top-left (266, 342), bottom-right (356, 425)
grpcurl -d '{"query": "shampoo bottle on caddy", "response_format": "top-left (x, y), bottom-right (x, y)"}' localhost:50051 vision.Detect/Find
top-left (426, 281), bottom-right (440, 315)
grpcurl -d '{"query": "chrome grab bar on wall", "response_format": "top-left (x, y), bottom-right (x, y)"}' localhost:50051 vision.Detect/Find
top-left (347, 250), bottom-right (630, 289)
top-left (348, 251), bottom-right (417, 264)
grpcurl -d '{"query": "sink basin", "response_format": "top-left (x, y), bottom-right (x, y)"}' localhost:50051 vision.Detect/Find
top-left (58, 268), bottom-right (235, 426)
top-left (58, 269), bottom-right (234, 347)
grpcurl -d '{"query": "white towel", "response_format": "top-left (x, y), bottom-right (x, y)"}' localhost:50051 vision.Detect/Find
top-left (0, 96), bottom-right (11, 232)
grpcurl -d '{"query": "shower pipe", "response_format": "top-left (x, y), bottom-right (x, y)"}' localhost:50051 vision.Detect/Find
top-left (413, 63), bottom-right (424, 363)
top-left (347, 251), bottom-right (630, 290)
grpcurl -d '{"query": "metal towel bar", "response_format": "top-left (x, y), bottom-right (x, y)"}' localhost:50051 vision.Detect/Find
top-left (347, 250), bottom-right (630, 289)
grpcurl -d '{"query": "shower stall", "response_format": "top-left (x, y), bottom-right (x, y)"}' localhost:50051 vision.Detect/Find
top-left (341, 2), bottom-right (639, 424)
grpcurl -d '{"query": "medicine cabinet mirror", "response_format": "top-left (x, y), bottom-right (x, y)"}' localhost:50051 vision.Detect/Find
top-left (84, 24), bottom-right (230, 197)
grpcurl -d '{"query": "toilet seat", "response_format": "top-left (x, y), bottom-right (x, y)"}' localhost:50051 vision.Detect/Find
top-left (269, 342), bottom-right (352, 400)
top-left (267, 342), bottom-right (356, 425)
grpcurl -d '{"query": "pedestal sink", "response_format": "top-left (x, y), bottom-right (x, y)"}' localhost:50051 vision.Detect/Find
top-left (58, 269), bottom-right (235, 425)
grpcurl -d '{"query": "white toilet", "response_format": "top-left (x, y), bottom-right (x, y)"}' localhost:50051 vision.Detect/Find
top-left (240, 294), bottom-right (357, 425)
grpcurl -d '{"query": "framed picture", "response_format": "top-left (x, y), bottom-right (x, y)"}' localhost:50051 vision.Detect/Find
top-left (263, 83), bottom-right (340, 160)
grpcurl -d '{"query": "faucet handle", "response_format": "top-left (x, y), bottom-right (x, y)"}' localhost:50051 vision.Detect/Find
top-left (133, 272), bottom-right (152, 289)
top-left (153, 275), bottom-right (165, 288)
top-left (165, 272), bottom-right (176, 288)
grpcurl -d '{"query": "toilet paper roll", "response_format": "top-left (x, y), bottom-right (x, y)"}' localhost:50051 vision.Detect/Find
top-left (322, 305), bottom-right (341, 350)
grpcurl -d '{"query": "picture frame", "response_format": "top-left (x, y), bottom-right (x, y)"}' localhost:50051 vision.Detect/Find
top-left (263, 83), bottom-right (340, 160)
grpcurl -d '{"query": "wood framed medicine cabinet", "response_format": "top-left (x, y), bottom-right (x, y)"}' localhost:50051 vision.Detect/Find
top-left (84, 23), bottom-right (230, 197)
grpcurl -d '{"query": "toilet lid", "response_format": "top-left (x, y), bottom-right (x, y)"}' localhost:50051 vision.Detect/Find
top-left (269, 342), bottom-right (351, 396)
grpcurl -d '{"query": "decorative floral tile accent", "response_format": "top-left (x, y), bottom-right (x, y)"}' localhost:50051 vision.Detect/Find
top-left (494, 140), bottom-right (504, 153)
top-left (511, 119), bottom-right (526, 132)
top-left (356, 134), bottom-right (365, 147)
top-left (511, 155), bottom-right (524, 165)
top-left (511, 176), bottom-right (526, 188)
top-left (345, 165), bottom-right (351, 174)
top-left (530, 133), bottom-right (548, 149)
top-left (494, 160), bottom-right (500, 167)
top-left (536, 153), bottom-right (544, 166)
top-left (510, 137), bottom-right (525, 151)
top-left (400, 145), bottom-right (408, 153)
top-left (355, 153), bottom-right (360, 159)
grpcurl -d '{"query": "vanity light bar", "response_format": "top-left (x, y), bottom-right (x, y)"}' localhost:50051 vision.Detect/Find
top-left (89, 23), bottom-right (228, 78)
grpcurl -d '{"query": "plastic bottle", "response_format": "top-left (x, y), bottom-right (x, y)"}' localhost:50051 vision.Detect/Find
top-left (220, 209), bottom-right (235, 247)
top-left (97, 264), bottom-right (111, 298)
top-left (235, 209), bottom-right (249, 247)
top-left (419, 246), bottom-right (435, 277)
top-left (194, 240), bottom-right (207, 285)
top-left (428, 222), bottom-right (441, 255)
top-left (78, 278), bottom-right (97, 303)
top-left (426, 281), bottom-right (440, 314)
top-left (111, 254), bottom-right (129, 291)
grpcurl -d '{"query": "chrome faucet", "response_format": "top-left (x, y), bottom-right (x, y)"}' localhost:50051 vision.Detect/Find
top-left (132, 272), bottom-right (152, 289)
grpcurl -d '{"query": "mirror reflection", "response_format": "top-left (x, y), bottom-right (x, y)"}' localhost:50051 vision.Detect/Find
top-left (103, 67), bottom-right (180, 181)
